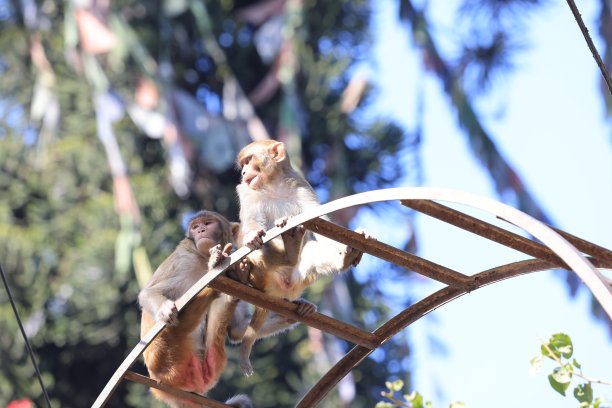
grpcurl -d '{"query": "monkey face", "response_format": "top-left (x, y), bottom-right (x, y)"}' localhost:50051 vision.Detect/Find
top-left (189, 216), bottom-right (224, 253)
top-left (240, 155), bottom-right (264, 190)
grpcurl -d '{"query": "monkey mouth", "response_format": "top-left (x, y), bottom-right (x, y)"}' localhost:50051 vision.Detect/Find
top-left (245, 175), bottom-right (260, 188)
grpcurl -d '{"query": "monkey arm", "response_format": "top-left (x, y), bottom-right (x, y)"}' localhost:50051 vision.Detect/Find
top-left (138, 286), bottom-right (170, 320)
top-left (239, 306), bottom-right (270, 376)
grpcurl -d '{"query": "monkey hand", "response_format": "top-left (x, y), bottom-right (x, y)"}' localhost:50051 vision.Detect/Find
top-left (226, 257), bottom-right (253, 286)
top-left (208, 243), bottom-right (232, 269)
top-left (292, 298), bottom-right (317, 317)
top-left (156, 299), bottom-right (179, 326)
top-left (275, 216), bottom-right (289, 228)
top-left (244, 229), bottom-right (265, 250)
top-left (343, 228), bottom-right (377, 267)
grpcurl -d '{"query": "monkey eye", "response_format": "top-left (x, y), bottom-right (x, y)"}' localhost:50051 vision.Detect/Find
top-left (241, 155), bottom-right (252, 167)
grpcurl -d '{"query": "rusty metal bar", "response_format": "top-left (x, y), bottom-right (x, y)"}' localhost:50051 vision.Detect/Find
top-left (123, 371), bottom-right (231, 408)
top-left (296, 255), bottom-right (612, 407)
top-left (295, 345), bottom-right (372, 408)
top-left (401, 200), bottom-right (571, 268)
top-left (209, 275), bottom-right (379, 349)
top-left (549, 226), bottom-right (612, 263)
top-left (296, 258), bottom-right (558, 408)
top-left (304, 218), bottom-right (471, 289)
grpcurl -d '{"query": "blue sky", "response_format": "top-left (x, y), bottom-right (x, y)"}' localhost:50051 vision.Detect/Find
top-left (365, 1), bottom-right (612, 407)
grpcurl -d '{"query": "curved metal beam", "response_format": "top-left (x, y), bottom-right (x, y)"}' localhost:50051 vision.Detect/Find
top-left (92, 187), bottom-right (612, 407)
top-left (296, 257), bottom-right (612, 407)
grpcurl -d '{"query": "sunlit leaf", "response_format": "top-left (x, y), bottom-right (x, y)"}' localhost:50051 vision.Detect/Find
top-left (548, 366), bottom-right (572, 396)
top-left (573, 383), bottom-right (593, 404)
top-left (551, 333), bottom-right (573, 358)
top-left (406, 391), bottom-right (424, 408)
top-left (529, 355), bottom-right (543, 375)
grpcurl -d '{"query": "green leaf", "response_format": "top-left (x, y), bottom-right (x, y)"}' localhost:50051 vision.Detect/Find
top-left (530, 355), bottom-right (544, 375)
top-left (541, 343), bottom-right (559, 360)
top-left (548, 366), bottom-right (572, 396)
top-left (375, 402), bottom-right (394, 408)
top-left (573, 383), bottom-right (593, 404)
top-left (406, 391), bottom-right (424, 408)
top-left (550, 333), bottom-right (573, 359)
top-left (572, 358), bottom-right (582, 369)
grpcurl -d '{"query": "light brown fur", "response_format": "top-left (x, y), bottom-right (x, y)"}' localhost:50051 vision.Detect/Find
top-left (138, 211), bottom-right (251, 408)
top-left (234, 140), bottom-right (368, 376)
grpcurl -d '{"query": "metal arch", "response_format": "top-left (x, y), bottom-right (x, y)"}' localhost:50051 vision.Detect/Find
top-left (296, 257), bottom-right (611, 407)
top-left (92, 187), bottom-right (612, 408)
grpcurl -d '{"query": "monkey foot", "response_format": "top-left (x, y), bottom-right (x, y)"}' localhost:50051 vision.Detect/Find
top-left (292, 298), bottom-right (317, 316)
top-left (344, 228), bottom-right (377, 267)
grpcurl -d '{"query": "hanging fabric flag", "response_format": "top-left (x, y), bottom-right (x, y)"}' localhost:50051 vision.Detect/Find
top-left (76, 8), bottom-right (117, 54)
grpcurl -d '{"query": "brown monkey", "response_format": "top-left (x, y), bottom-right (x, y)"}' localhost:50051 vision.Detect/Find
top-left (234, 140), bottom-right (371, 376)
top-left (138, 211), bottom-right (252, 408)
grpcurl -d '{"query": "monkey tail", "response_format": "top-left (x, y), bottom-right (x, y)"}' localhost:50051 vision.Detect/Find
top-left (225, 394), bottom-right (253, 408)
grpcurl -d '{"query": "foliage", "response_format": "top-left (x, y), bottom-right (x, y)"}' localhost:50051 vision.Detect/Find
top-left (530, 333), bottom-right (612, 408)
top-left (1, 0), bottom-right (608, 407)
top-left (0, 0), bottom-right (409, 407)
top-left (375, 379), bottom-right (466, 408)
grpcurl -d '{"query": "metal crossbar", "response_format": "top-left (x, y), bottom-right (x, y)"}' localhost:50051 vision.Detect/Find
top-left (92, 188), bottom-right (612, 408)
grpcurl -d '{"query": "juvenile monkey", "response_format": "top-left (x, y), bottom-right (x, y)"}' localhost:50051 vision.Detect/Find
top-left (138, 211), bottom-right (252, 408)
top-left (235, 140), bottom-right (370, 376)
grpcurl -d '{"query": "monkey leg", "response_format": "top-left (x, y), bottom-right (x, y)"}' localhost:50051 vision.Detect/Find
top-left (229, 302), bottom-right (300, 343)
top-left (204, 295), bottom-right (241, 363)
top-left (238, 306), bottom-right (269, 376)
top-left (143, 288), bottom-right (220, 388)
top-left (149, 294), bottom-right (236, 407)
top-left (228, 301), bottom-right (251, 343)
top-left (225, 394), bottom-right (253, 408)
top-left (280, 224), bottom-right (306, 265)
top-left (257, 311), bottom-right (299, 337)
top-left (175, 287), bottom-right (220, 336)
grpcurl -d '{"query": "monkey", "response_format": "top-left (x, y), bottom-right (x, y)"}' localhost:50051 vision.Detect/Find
top-left (138, 210), bottom-right (252, 408)
top-left (234, 139), bottom-right (373, 376)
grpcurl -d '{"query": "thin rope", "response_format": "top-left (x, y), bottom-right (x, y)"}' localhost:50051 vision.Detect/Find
top-left (0, 264), bottom-right (52, 408)
top-left (566, 0), bottom-right (612, 96)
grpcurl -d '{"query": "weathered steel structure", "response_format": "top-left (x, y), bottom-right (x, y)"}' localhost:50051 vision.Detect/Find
top-left (92, 188), bottom-right (612, 408)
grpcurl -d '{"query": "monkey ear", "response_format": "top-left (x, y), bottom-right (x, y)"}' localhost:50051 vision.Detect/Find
top-left (230, 222), bottom-right (241, 243)
top-left (270, 142), bottom-right (286, 162)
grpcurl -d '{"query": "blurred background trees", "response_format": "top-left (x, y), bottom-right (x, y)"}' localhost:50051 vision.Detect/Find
top-left (0, 0), bottom-right (609, 407)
